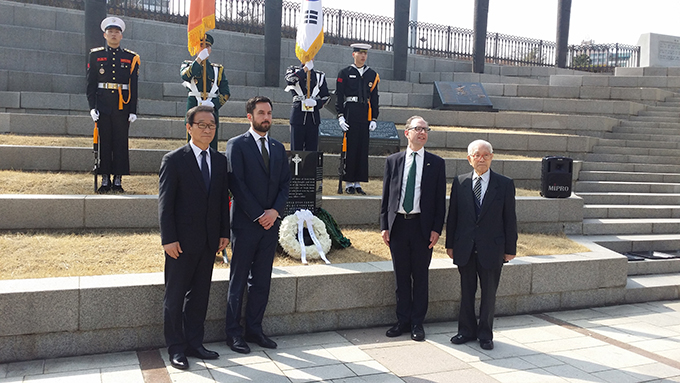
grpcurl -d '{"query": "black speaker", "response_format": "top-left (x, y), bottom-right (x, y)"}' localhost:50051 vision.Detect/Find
top-left (540, 156), bottom-right (573, 198)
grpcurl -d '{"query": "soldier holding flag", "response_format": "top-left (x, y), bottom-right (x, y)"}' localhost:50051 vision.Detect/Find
top-left (335, 43), bottom-right (380, 195)
top-left (286, 0), bottom-right (329, 152)
top-left (181, 0), bottom-right (229, 151)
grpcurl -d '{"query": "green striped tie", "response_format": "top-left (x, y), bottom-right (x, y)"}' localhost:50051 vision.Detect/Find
top-left (403, 152), bottom-right (417, 213)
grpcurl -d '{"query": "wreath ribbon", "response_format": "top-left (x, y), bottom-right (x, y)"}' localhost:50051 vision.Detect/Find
top-left (295, 209), bottom-right (331, 265)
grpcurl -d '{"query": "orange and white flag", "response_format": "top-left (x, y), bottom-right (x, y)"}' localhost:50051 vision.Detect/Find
top-left (187, 0), bottom-right (215, 56)
top-left (295, 0), bottom-right (324, 63)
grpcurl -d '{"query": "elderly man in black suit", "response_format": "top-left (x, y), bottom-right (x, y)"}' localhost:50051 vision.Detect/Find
top-left (446, 139), bottom-right (517, 350)
top-left (380, 116), bottom-right (446, 341)
top-left (224, 96), bottom-right (291, 354)
top-left (159, 105), bottom-right (230, 370)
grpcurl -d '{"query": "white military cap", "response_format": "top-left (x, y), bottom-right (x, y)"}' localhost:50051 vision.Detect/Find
top-left (350, 43), bottom-right (372, 52)
top-left (100, 17), bottom-right (126, 32)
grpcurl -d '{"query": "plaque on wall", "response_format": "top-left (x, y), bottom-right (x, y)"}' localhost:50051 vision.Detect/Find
top-left (284, 151), bottom-right (323, 216)
top-left (433, 81), bottom-right (494, 111)
top-left (317, 119), bottom-right (400, 155)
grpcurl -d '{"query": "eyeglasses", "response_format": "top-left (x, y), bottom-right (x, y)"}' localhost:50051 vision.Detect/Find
top-left (470, 153), bottom-right (492, 160)
top-left (407, 126), bottom-right (431, 133)
top-left (193, 122), bottom-right (217, 131)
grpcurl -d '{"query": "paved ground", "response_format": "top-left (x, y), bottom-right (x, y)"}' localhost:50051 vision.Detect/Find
top-left (3, 300), bottom-right (680, 382)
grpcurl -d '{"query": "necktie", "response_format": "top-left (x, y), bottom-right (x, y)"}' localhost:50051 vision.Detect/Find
top-left (403, 152), bottom-right (417, 213)
top-left (474, 176), bottom-right (482, 205)
top-left (201, 150), bottom-right (210, 191)
top-left (260, 137), bottom-right (269, 173)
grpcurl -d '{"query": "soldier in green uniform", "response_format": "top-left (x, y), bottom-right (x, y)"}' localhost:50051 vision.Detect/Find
top-left (180, 34), bottom-right (231, 151)
top-left (86, 16), bottom-right (140, 194)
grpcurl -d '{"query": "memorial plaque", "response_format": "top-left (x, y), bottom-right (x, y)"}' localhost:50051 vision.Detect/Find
top-left (318, 119), bottom-right (400, 155)
top-left (284, 151), bottom-right (323, 216)
top-left (638, 33), bottom-right (680, 67)
top-left (433, 81), bottom-right (494, 111)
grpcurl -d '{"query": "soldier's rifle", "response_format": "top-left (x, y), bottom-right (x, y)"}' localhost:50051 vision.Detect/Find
top-left (92, 121), bottom-right (100, 192)
top-left (337, 132), bottom-right (346, 194)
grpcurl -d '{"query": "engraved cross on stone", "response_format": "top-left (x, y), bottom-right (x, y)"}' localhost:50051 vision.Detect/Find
top-left (292, 154), bottom-right (303, 176)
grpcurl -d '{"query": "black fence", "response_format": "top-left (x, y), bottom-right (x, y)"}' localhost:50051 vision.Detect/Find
top-left (14, 0), bottom-right (640, 72)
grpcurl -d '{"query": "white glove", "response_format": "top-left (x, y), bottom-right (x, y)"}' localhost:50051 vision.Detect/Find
top-left (369, 121), bottom-right (377, 131)
top-left (304, 60), bottom-right (314, 71)
top-left (338, 116), bottom-right (349, 132)
top-left (200, 99), bottom-right (215, 108)
top-left (128, 113), bottom-right (137, 123)
top-left (303, 98), bottom-right (317, 107)
top-left (197, 48), bottom-right (209, 61)
top-left (90, 109), bottom-right (99, 122)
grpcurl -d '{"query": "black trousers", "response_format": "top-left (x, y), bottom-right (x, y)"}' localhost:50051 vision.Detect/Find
top-left (290, 122), bottom-right (319, 151)
top-left (457, 250), bottom-right (503, 341)
top-left (97, 110), bottom-right (130, 175)
top-left (225, 224), bottom-right (279, 337)
top-left (389, 214), bottom-right (432, 326)
top-left (163, 246), bottom-right (216, 355)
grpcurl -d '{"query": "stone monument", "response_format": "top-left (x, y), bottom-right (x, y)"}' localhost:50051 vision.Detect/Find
top-left (637, 33), bottom-right (680, 67)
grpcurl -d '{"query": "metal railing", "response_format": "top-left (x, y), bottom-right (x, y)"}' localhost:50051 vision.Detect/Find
top-left (12, 0), bottom-right (640, 71)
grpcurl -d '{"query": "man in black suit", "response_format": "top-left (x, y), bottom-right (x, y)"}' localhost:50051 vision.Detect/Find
top-left (159, 105), bottom-right (230, 370)
top-left (446, 139), bottom-right (517, 350)
top-left (224, 96), bottom-right (291, 354)
top-left (380, 116), bottom-right (446, 342)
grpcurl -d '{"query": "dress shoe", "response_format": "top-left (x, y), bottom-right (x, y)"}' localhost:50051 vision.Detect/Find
top-left (110, 185), bottom-right (124, 193)
top-left (185, 345), bottom-right (219, 360)
top-left (411, 324), bottom-right (425, 341)
top-left (450, 334), bottom-right (475, 345)
top-left (226, 335), bottom-right (251, 354)
top-left (169, 352), bottom-right (188, 370)
top-left (355, 187), bottom-right (366, 195)
top-left (96, 185), bottom-right (111, 194)
top-left (385, 322), bottom-right (410, 338)
top-left (479, 339), bottom-right (494, 350)
top-left (345, 186), bottom-right (356, 194)
top-left (245, 332), bottom-right (277, 349)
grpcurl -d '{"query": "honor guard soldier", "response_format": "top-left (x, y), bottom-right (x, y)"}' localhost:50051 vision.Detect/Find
top-left (335, 43), bottom-right (380, 195)
top-left (87, 16), bottom-right (140, 193)
top-left (180, 34), bottom-right (231, 151)
top-left (284, 60), bottom-right (330, 151)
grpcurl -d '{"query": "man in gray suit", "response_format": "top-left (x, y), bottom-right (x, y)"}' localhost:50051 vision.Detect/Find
top-left (380, 116), bottom-right (446, 341)
top-left (224, 96), bottom-right (291, 354)
top-left (446, 139), bottom-right (517, 351)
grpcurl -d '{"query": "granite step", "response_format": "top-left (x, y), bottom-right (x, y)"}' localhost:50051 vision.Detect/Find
top-left (638, 110), bottom-right (680, 117)
top-left (575, 192), bottom-right (680, 205)
top-left (583, 234), bottom-right (680, 255)
top-left (609, 126), bottom-right (680, 136)
top-left (585, 153), bottom-right (680, 165)
top-left (574, 180), bottom-right (680, 193)
top-left (583, 204), bottom-right (680, 219)
top-left (582, 218), bottom-right (680, 235)
top-left (580, 161), bottom-right (680, 173)
top-left (619, 120), bottom-right (680, 129)
top-left (629, 115), bottom-right (680, 123)
top-left (578, 170), bottom-right (680, 183)
top-left (602, 132), bottom-right (680, 143)
top-left (594, 138), bottom-right (680, 150)
top-left (591, 145), bottom-right (680, 156)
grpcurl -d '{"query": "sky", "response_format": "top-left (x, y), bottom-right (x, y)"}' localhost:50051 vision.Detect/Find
top-left (320, 0), bottom-right (679, 46)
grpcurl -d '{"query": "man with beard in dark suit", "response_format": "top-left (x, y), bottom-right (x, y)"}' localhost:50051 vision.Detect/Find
top-left (446, 139), bottom-right (517, 351)
top-left (224, 96), bottom-right (291, 354)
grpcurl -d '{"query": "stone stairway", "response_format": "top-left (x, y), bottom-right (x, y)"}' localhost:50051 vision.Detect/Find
top-left (575, 89), bottom-right (680, 252)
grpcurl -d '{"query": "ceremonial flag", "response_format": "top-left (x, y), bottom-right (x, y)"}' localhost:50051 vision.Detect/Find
top-left (187, 0), bottom-right (215, 56)
top-left (295, 0), bottom-right (324, 64)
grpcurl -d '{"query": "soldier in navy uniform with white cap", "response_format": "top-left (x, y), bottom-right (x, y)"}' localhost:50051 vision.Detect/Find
top-left (284, 60), bottom-right (329, 151)
top-left (86, 16), bottom-right (140, 193)
top-left (335, 43), bottom-right (380, 195)
top-left (180, 33), bottom-right (231, 151)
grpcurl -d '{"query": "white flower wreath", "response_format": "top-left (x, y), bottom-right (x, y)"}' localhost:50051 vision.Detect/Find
top-left (279, 209), bottom-right (332, 265)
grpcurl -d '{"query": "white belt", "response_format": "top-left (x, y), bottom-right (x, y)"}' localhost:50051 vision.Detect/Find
top-left (292, 95), bottom-right (305, 102)
top-left (345, 96), bottom-right (358, 102)
top-left (98, 83), bottom-right (128, 90)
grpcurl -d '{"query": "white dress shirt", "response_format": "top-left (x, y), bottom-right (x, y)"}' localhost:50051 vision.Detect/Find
top-left (189, 140), bottom-right (211, 175)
